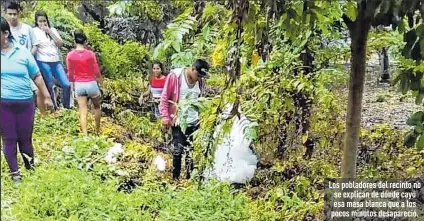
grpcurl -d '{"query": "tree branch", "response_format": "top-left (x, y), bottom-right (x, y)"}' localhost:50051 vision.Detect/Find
top-left (342, 14), bottom-right (354, 32)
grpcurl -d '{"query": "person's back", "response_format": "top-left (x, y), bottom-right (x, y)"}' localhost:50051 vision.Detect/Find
top-left (66, 30), bottom-right (102, 136)
top-left (66, 49), bottom-right (99, 82)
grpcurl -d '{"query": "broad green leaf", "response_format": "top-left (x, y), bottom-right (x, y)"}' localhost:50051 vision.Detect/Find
top-left (345, 1), bottom-right (357, 21)
top-left (302, 132), bottom-right (308, 144)
top-left (293, 80), bottom-right (301, 89)
top-left (297, 83), bottom-right (305, 92)
top-left (153, 42), bottom-right (165, 59)
top-left (312, 9), bottom-right (324, 22)
top-left (407, 111), bottom-right (424, 126)
top-left (417, 134), bottom-right (424, 150)
top-left (202, 25), bottom-right (210, 39)
top-left (416, 123), bottom-right (423, 133)
top-left (421, 75), bottom-right (424, 87)
top-left (172, 41), bottom-right (181, 52)
top-left (415, 62), bottom-right (424, 73)
top-left (404, 131), bottom-right (417, 148)
top-left (391, 72), bottom-right (403, 86)
top-left (415, 92), bottom-right (424, 105)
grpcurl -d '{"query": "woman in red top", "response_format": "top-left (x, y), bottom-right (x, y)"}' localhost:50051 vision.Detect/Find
top-left (139, 60), bottom-right (167, 119)
top-left (66, 30), bottom-right (102, 135)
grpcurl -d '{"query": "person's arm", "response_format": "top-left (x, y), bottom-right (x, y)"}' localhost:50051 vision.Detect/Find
top-left (29, 27), bottom-right (39, 55)
top-left (159, 74), bottom-right (174, 124)
top-left (139, 85), bottom-right (151, 105)
top-left (66, 53), bottom-right (75, 86)
top-left (47, 28), bottom-right (64, 47)
top-left (31, 45), bottom-right (38, 55)
top-left (145, 85), bottom-right (151, 96)
top-left (145, 75), bottom-right (152, 97)
top-left (33, 74), bottom-right (50, 100)
top-left (26, 50), bottom-right (51, 100)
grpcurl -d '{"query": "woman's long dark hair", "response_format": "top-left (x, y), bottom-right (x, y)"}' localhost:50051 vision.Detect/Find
top-left (1, 16), bottom-right (14, 41)
top-left (34, 10), bottom-right (51, 28)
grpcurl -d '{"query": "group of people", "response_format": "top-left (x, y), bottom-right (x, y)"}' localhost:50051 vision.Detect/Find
top-left (1, 2), bottom-right (210, 183)
top-left (1, 2), bottom-right (102, 183)
top-left (137, 58), bottom-right (210, 181)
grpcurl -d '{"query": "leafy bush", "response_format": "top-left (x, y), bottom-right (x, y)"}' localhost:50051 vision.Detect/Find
top-left (116, 111), bottom-right (162, 141)
top-left (10, 166), bottom-right (149, 221)
top-left (358, 124), bottom-right (424, 178)
top-left (83, 24), bottom-right (151, 79)
top-left (101, 78), bottom-right (143, 111)
top-left (7, 165), bottom-right (251, 221)
top-left (404, 111), bottom-right (424, 149)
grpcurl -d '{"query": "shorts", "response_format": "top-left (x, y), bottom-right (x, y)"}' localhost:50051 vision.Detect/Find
top-left (31, 81), bottom-right (37, 92)
top-left (74, 81), bottom-right (101, 98)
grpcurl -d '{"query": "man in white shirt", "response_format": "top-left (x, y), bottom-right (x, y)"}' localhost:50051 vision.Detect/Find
top-left (159, 59), bottom-right (210, 181)
top-left (5, 1), bottom-right (46, 114)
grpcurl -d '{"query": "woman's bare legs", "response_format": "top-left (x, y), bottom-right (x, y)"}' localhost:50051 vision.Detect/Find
top-left (76, 96), bottom-right (88, 135)
top-left (91, 96), bottom-right (101, 135)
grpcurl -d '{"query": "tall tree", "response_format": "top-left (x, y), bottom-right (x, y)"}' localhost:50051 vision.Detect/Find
top-left (342, 0), bottom-right (384, 178)
top-left (342, 0), bottom-right (424, 178)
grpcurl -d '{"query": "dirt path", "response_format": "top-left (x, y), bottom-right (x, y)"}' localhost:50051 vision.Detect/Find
top-left (340, 65), bottom-right (421, 130)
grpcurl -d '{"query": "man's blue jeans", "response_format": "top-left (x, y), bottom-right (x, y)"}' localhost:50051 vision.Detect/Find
top-left (37, 61), bottom-right (71, 109)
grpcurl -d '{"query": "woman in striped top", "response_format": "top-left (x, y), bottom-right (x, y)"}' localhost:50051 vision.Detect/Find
top-left (139, 61), bottom-right (166, 119)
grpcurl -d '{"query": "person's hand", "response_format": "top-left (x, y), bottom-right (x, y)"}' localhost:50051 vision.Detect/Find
top-left (138, 95), bottom-right (144, 105)
top-left (153, 97), bottom-right (161, 103)
top-left (161, 118), bottom-right (170, 128)
top-left (40, 25), bottom-right (50, 33)
top-left (44, 97), bottom-right (53, 110)
top-left (96, 77), bottom-right (102, 87)
top-left (71, 83), bottom-right (77, 99)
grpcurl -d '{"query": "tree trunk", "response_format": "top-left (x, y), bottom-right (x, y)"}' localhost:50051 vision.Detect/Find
top-left (342, 20), bottom-right (372, 179)
top-left (341, 0), bottom-right (384, 178)
top-left (380, 47), bottom-right (390, 82)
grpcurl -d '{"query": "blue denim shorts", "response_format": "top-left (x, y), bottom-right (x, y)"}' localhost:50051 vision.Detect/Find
top-left (74, 81), bottom-right (101, 98)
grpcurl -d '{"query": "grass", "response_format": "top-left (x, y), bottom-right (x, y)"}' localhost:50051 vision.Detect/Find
top-left (1, 109), bottom-right (423, 221)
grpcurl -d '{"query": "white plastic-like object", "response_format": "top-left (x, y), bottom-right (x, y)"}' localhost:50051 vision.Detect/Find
top-left (204, 104), bottom-right (258, 184)
top-left (105, 143), bottom-right (124, 164)
top-left (153, 155), bottom-right (166, 171)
